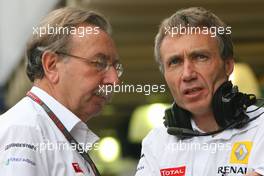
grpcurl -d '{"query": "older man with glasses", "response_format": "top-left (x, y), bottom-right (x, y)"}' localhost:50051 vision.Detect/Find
top-left (0, 7), bottom-right (122, 176)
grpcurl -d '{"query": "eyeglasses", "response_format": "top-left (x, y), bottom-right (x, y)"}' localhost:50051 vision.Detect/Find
top-left (56, 51), bottom-right (123, 78)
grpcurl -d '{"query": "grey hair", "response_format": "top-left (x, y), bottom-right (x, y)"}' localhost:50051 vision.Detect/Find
top-left (154, 7), bottom-right (233, 73)
top-left (26, 7), bottom-right (111, 82)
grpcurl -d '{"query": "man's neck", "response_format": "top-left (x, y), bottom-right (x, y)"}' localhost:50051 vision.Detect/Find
top-left (33, 80), bottom-right (70, 112)
top-left (192, 111), bottom-right (219, 132)
top-left (33, 80), bottom-right (87, 122)
top-left (34, 80), bottom-right (57, 100)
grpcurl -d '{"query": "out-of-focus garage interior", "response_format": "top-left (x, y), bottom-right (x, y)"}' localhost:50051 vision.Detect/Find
top-left (1, 0), bottom-right (264, 175)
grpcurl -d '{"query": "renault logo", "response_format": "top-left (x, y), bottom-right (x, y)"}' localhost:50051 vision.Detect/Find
top-left (235, 144), bottom-right (248, 160)
top-left (230, 141), bottom-right (252, 164)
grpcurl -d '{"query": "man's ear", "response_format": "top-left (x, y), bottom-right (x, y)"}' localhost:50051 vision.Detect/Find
top-left (224, 58), bottom-right (234, 77)
top-left (41, 51), bottom-right (60, 84)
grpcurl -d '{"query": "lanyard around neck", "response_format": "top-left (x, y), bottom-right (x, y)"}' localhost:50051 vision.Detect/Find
top-left (27, 91), bottom-right (101, 176)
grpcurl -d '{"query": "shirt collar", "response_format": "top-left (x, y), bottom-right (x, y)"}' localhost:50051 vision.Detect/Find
top-left (29, 86), bottom-right (99, 145)
top-left (190, 111), bottom-right (259, 141)
top-left (190, 119), bottom-right (205, 133)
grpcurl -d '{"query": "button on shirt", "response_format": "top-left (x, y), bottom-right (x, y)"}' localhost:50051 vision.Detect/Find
top-left (135, 106), bottom-right (264, 176)
top-left (0, 86), bottom-right (99, 176)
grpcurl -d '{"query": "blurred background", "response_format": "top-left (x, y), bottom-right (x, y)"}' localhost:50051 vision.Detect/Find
top-left (1, 0), bottom-right (264, 175)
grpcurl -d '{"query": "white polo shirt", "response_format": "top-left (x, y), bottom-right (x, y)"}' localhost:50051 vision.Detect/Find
top-left (135, 106), bottom-right (264, 176)
top-left (0, 86), bottom-right (99, 176)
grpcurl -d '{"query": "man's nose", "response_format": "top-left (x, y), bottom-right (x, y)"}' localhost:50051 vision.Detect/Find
top-left (103, 66), bottom-right (120, 85)
top-left (181, 60), bottom-right (197, 82)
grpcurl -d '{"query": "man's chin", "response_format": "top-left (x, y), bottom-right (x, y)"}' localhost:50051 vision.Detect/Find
top-left (81, 101), bottom-right (105, 120)
top-left (93, 102), bottom-right (105, 113)
top-left (183, 101), bottom-right (211, 115)
top-left (83, 108), bottom-right (103, 122)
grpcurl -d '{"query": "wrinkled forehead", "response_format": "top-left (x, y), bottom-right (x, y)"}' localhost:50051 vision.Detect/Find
top-left (161, 25), bottom-right (223, 50)
top-left (161, 33), bottom-right (220, 52)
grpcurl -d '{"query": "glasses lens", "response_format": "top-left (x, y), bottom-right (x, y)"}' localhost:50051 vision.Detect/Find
top-left (116, 63), bottom-right (123, 77)
top-left (95, 58), bottom-right (108, 71)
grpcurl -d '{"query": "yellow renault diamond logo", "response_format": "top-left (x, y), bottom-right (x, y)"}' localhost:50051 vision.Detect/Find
top-left (230, 141), bottom-right (252, 164)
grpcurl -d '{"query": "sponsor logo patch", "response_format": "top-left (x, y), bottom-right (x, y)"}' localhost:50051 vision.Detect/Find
top-left (5, 143), bottom-right (37, 151)
top-left (230, 141), bottom-right (252, 164)
top-left (1, 157), bottom-right (36, 166)
top-left (72, 163), bottom-right (84, 173)
top-left (217, 166), bottom-right (247, 175)
top-left (160, 166), bottom-right (186, 176)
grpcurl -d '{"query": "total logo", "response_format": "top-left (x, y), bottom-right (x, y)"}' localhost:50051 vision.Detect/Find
top-left (160, 166), bottom-right (186, 176)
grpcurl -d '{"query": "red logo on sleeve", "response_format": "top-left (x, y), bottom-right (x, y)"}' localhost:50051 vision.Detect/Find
top-left (72, 163), bottom-right (84, 173)
top-left (160, 166), bottom-right (186, 176)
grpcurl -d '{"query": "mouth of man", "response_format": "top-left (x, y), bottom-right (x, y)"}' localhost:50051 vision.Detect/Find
top-left (95, 89), bottom-right (112, 102)
top-left (183, 87), bottom-right (204, 97)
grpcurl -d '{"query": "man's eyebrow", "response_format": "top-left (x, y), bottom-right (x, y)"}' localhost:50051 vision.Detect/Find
top-left (188, 49), bottom-right (211, 57)
top-left (93, 52), bottom-right (119, 63)
top-left (93, 53), bottom-right (109, 60)
top-left (163, 49), bottom-right (211, 64)
top-left (167, 54), bottom-right (181, 61)
top-left (165, 54), bottom-right (182, 64)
